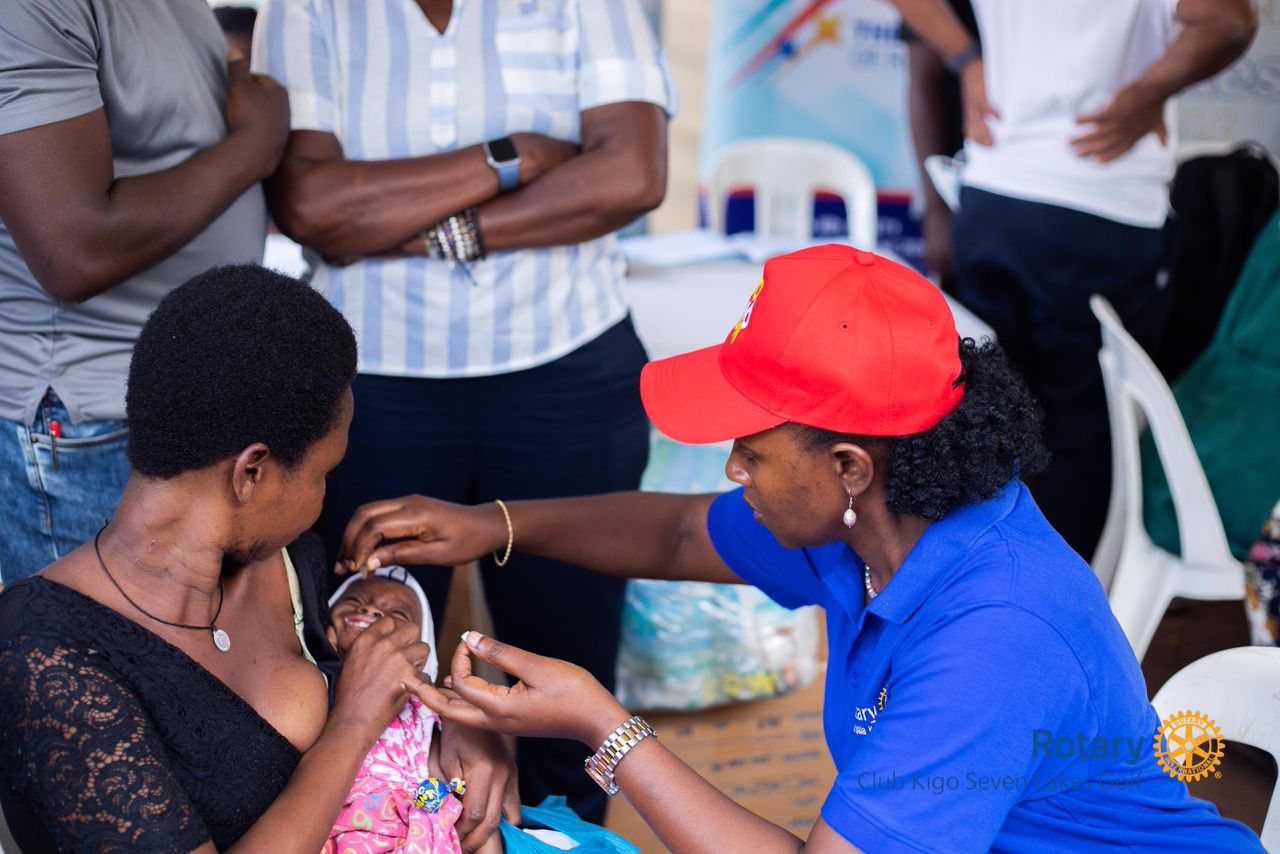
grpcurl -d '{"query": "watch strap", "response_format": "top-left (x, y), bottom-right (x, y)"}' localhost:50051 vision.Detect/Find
top-left (946, 42), bottom-right (982, 75)
top-left (584, 715), bottom-right (656, 797)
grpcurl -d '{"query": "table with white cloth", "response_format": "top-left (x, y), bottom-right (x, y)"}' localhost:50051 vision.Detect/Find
top-left (625, 258), bottom-right (994, 362)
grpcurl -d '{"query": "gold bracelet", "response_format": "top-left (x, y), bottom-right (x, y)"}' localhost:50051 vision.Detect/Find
top-left (492, 499), bottom-right (514, 567)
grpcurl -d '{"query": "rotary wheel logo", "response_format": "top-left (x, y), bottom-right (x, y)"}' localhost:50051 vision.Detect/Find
top-left (1154, 710), bottom-right (1225, 782)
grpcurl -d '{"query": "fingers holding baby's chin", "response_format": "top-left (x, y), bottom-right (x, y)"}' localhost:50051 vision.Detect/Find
top-left (405, 678), bottom-right (461, 713)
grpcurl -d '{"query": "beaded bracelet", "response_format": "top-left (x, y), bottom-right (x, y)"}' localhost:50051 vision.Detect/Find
top-left (423, 206), bottom-right (486, 267)
top-left (412, 776), bottom-right (466, 813)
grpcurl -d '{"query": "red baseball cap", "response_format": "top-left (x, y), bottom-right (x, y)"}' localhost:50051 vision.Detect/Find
top-left (640, 245), bottom-right (965, 444)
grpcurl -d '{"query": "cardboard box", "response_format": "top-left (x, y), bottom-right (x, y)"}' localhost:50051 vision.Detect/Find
top-left (605, 668), bottom-right (835, 852)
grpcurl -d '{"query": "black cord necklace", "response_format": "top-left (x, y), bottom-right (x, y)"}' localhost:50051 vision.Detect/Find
top-left (93, 528), bottom-right (232, 653)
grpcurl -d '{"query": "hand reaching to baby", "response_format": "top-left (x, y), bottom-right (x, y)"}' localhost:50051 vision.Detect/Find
top-left (408, 631), bottom-right (632, 750)
top-left (330, 616), bottom-right (433, 749)
top-left (338, 496), bottom-right (508, 576)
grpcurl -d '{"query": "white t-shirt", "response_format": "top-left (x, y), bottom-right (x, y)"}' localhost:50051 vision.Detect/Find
top-left (962, 0), bottom-right (1180, 228)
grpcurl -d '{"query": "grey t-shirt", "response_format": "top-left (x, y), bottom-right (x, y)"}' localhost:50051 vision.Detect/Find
top-left (0, 0), bottom-right (268, 425)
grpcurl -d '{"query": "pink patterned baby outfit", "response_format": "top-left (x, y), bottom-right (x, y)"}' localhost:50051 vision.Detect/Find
top-left (323, 698), bottom-right (463, 854)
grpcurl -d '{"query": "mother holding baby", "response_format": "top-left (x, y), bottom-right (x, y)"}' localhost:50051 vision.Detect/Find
top-left (343, 245), bottom-right (1265, 853)
top-left (0, 267), bottom-right (516, 853)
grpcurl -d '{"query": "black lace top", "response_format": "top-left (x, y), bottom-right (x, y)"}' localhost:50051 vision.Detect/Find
top-left (0, 536), bottom-right (340, 853)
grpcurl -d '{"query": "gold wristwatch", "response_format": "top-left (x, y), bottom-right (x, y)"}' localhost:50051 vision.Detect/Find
top-left (584, 715), bottom-right (657, 796)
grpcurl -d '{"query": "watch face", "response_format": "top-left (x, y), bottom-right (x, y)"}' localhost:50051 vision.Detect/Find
top-left (488, 137), bottom-right (519, 163)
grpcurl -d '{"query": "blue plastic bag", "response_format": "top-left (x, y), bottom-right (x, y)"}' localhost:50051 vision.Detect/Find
top-left (497, 797), bottom-right (639, 853)
top-left (616, 434), bottom-right (820, 710)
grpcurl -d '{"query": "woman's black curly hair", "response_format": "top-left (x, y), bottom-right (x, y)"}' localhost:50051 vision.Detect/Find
top-left (792, 338), bottom-right (1048, 521)
top-left (126, 264), bottom-right (357, 479)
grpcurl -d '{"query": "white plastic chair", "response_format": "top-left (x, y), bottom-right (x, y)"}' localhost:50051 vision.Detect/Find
top-left (1152, 647), bottom-right (1280, 850)
top-left (1089, 295), bottom-right (1244, 661)
top-left (923, 153), bottom-right (962, 212)
top-left (706, 138), bottom-right (878, 248)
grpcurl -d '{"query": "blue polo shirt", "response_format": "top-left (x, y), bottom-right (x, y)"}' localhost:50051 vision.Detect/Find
top-left (707, 482), bottom-right (1262, 853)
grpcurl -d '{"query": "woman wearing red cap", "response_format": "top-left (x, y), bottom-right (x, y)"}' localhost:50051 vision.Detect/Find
top-left (340, 246), bottom-right (1262, 852)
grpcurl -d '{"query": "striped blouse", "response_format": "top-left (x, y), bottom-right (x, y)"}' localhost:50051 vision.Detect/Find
top-left (253, 0), bottom-right (677, 377)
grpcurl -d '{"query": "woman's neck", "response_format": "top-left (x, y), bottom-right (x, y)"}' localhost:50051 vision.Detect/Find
top-left (847, 511), bottom-right (932, 597)
top-left (97, 476), bottom-right (228, 612)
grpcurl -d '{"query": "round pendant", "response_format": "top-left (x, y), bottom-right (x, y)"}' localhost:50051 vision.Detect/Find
top-left (212, 628), bottom-right (232, 653)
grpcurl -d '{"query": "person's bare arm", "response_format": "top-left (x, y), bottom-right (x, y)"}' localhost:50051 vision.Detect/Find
top-left (178, 617), bottom-right (434, 854)
top-left (1156, 0), bottom-right (1258, 89)
top-left (0, 57), bottom-right (287, 303)
top-left (610, 739), bottom-right (860, 853)
top-left (886, 0), bottom-right (974, 65)
top-left (887, 1), bottom-right (996, 145)
top-left (266, 131), bottom-right (579, 259)
top-left (187, 730), bottom-right (371, 854)
top-left (1073, 0), bottom-right (1258, 161)
top-left (474, 101), bottom-right (667, 251)
top-left (905, 41), bottom-right (961, 284)
top-left (338, 491), bottom-right (740, 586)
top-left (602, 738), bottom-right (861, 853)
top-left (273, 100), bottom-right (666, 260)
top-left (415, 635), bottom-right (864, 854)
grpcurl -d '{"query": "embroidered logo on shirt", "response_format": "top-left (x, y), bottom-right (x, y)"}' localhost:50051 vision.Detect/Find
top-left (1154, 710), bottom-right (1225, 782)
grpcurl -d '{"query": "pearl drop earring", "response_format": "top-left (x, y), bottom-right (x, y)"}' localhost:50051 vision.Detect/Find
top-left (842, 495), bottom-right (857, 528)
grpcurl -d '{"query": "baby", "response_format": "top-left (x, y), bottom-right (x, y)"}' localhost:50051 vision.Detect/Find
top-left (323, 566), bottom-right (463, 854)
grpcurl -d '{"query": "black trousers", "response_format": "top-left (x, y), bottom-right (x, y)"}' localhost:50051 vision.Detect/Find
top-left (316, 317), bottom-right (651, 823)
top-left (952, 187), bottom-right (1170, 560)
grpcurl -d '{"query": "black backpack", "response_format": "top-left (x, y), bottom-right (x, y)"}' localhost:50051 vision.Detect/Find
top-left (1155, 143), bottom-right (1279, 382)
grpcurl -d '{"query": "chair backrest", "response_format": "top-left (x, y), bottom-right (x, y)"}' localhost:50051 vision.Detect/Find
top-left (1152, 647), bottom-right (1280, 850)
top-left (1089, 295), bottom-right (1237, 589)
top-left (707, 137), bottom-right (877, 248)
top-left (923, 154), bottom-right (962, 212)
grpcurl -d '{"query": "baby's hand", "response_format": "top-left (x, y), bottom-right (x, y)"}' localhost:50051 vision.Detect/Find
top-left (330, 617), bottom-right (430, 746)
top-left (427, 699), bottom-right (521, 852)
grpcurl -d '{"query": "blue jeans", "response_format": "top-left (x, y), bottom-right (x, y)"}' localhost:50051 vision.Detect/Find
top-left (0, 393), bottom-right (130, 582)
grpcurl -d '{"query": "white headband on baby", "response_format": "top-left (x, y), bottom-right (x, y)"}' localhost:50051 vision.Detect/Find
top-left (328, 565), bottom-right (438, 683)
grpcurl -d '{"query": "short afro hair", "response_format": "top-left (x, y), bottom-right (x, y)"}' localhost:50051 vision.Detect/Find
top-left (791, 338), bottom-right (1049, 521)
top-left (127, 264), bottom-right (357, 479)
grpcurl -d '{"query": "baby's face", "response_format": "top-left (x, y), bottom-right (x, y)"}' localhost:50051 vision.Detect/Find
top-left (327, 578), bottom-right (424, 656)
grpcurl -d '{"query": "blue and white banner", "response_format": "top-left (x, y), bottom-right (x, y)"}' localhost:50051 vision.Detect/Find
top-left (700, 0), bottom-right (924, 268)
